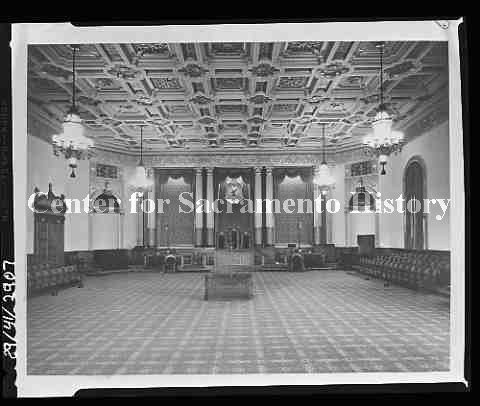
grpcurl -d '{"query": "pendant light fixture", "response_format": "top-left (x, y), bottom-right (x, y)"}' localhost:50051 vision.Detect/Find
top-left (52, 45), bottom-right (94, 178)
top-left (313, 124), bottom-right (335, 194)
top-left (362, 42), bottom-right (403, 175)
top-left (129, 125), bottom-right (153, 191)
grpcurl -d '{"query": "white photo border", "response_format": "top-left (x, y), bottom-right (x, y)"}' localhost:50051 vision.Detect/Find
top-left (12, 19), bottom-right (466, 397)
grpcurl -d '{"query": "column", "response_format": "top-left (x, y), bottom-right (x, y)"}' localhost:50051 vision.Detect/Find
top-left (345, 207), bottom-right (350, 246)
top-left (118, 212), bottom-right (124, 249)
top-left (313, 168), bottom-right (321, 245)
top-left (423, 214), bottom-right (428, 250)
top-left (320, 190), bottom-right (327, 244)
top-left (376, 173), bottom-right (383, 247)
top-left (254, 167), bottom-right (263, 246)
top-left (194, 168), bottom-right (204, 246)
top-left (114, 213), bottom-right (120, 249)
top-left (88, 204), bottom-right (93, 250)
top-left (327, 206), bottom-right (333, 244)
top-left (375, 213), bottom-right (380, 248)
top-left (265, 167), bottom-right (274, 246)
top-left (205, 167), bottom-right (215, 247)
top-left (146, 169), bottom-right (156, 247)
top-left (136, 192), bottom-right (144, 246)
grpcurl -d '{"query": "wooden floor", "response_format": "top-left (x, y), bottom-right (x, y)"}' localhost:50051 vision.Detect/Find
top-left (27, 271), bottom-right (450, 375)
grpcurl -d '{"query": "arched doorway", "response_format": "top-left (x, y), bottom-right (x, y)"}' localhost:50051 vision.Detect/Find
top-left (346, 180), bottom-right (376, 247)
top-left (404, 157), bottom-right (427, 250)
top-left (90, 189), bottom-right (124, 250)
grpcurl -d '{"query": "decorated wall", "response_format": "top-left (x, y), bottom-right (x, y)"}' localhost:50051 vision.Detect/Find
top-left (378, 121), bottom-right (450, 250)
top-left (324, 121), bottom-right (450, 251)
top-left (26, 119), bottom-right (450, 253)
top-left (26, 135), bottom-right (90, 253)
top-left (89, 160), bottom-right (139, 250)
top-left (26, 130), bottom-right (140, 254)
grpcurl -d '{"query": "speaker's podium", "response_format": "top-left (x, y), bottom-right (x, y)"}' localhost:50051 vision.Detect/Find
top-left (204, 249), bottom-right (254, 300)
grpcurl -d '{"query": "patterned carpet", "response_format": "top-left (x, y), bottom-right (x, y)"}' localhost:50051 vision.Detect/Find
top-left (27, 271), bottom-right (450, 375)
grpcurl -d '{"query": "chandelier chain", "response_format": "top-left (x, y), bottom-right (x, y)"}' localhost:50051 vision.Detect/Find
top-left (72, 45), bottom-right (76, 110)
top-left (362, 41), bottom-right (404, 175)
top-left (140, 125), bottom-right (143, 165)
top-left (379, 42), bottom-right (384, 108)
top-left (51, 44), bottom-right (94, 170)
top-left (322, 124), bottom-right (326, 164)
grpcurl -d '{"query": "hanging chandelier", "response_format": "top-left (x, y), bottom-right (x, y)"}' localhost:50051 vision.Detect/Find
top-left (52, 45), bottom-right (94, 178)
top-left (313, 124), bottom-right (335, 194)
top-left (129, 125), bottom-right (153, 191)
top-left (362, 42), bottom-right (403, 175)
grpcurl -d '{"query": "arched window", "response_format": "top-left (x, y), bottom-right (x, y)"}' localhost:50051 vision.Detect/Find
top-left (93, 192), bottom-right (120, 213)
top-left (404, 158), bottom-right (427, 250)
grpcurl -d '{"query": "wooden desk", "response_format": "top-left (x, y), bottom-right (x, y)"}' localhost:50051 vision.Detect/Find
top-left (205, 249), bottom-right (255, 300)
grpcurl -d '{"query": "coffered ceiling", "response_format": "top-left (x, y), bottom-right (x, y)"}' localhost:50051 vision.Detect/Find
top-left (27, 41), bottom-right (448, 155)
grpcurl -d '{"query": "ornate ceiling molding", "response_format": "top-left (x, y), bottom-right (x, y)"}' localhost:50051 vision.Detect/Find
top-left (178, 63), bottom-right (209, 78)
top-left (316, 61), bottom-right (351, 79)
top-left (249, 63), bottom-right (280, 77)
top-left (28, 41), bottom-right (448, 155)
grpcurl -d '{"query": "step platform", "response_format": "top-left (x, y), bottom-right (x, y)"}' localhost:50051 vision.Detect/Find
top-left (261, 263), bottom-right (289, 272)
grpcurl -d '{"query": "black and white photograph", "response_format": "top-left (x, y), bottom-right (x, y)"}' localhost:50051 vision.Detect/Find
top-left (8, 20), bottom-right (467, 396)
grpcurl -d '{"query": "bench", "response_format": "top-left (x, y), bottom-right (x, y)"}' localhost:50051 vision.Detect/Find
top-left (352, 251), bottom-right (450, 291)
top-left (93, 249), bottom-right (130, 270)
top-left (27, 264), bottom-right (83, 296)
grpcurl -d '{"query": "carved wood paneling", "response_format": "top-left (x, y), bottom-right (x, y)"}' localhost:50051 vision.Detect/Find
top-left (34, 213), bottom-right (65, 266)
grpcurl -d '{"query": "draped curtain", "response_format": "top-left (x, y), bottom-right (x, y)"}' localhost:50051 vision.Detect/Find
top-left (157, 171), bottom-right (194, 186)
top-left (274, 167), bottom-right (312, 184)
top-left (273, 167), bottom-right (314, 245)
top-left (156, 169), bottom-right (194, 246)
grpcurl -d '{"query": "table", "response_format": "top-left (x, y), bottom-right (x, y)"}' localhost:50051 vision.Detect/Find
top-left (204, 273), bottom-right (254, 300)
